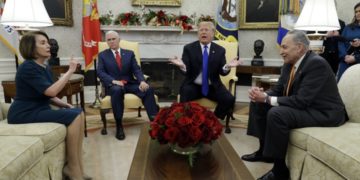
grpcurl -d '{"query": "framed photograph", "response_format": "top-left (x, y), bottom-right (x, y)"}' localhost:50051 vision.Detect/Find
top-left (132, 0), bottom-right (181, 7)
top-left (43, 0), bottom-right (73, 26)
top-left (239, 0), bottom-right (280, 29)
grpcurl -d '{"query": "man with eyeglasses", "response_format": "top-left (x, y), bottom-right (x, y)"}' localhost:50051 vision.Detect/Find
top-left (97, 31), bottom-right (158, 140)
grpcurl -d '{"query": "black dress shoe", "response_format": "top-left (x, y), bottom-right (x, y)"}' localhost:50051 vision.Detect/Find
top-left (258, 170), bottom-right (289, 180)
top-left (258, 170), bottom-right (276, 180)
top-left (241, 151), bottom-right (274, 163)
top-left (115, 127), bottom-right (125, 140)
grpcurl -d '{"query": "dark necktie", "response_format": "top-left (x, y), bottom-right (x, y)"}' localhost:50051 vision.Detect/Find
top-left (202, 45), bottom-right (209, 96)
top-left (115, 50), bottom-right (122, 69)
top-left (285, 65), bottom-right (295, 96)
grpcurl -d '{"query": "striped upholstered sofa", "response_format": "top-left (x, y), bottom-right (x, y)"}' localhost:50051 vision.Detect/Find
top-left (0, 102), bottom-right (66, 180)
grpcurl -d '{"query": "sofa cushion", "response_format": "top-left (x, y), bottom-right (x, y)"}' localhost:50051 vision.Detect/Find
top-left (289, 126), bottom-right (320, 150)
top-left (0, 122), bottom-right (66, 152)
top-left (338, 64), bottom-right (360, 123)
top-left (303, 123), bottom-right (360, 179)
top-left (0, 136), bottom-right (43, 180)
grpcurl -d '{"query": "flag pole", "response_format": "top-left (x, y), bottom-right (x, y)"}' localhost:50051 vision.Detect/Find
top-left (90, 59), bottom-right (101, 108)
top-left (15, 54), bottom-right (19, 70)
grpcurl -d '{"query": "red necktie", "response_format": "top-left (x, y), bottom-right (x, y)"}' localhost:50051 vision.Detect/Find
top-left (115, 50), bottom-right (122, 69)
top-left (285, 65), bottom-right (296, 96)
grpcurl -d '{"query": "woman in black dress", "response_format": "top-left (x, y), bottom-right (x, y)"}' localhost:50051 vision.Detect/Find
top-left (7, 31), bottom-right (86, 180)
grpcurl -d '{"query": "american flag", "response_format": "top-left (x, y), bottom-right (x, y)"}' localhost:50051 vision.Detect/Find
top-left (0, 0), bottom-right (22, 61)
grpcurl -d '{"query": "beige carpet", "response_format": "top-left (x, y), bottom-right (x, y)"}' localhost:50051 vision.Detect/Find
top-left (85, 111), bottom-right (248, 131)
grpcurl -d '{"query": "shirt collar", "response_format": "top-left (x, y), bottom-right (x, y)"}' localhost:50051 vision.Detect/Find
top-left (200, 42), bottom-right (211, 50)
top-left (111, 48), bottom-right (121, 54)
top-left (294, 53), bottom-right (306, 70)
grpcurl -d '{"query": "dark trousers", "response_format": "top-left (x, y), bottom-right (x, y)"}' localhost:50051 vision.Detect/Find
top-left (180, 83), bottom-right (235, 119)
top-left (109, 84), bottom-right (158, 124)
top-left (247, 102), bottom-right (341, 159)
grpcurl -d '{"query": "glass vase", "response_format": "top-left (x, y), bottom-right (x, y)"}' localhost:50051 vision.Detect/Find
top-left (169, 144), bottom-right (199, 167)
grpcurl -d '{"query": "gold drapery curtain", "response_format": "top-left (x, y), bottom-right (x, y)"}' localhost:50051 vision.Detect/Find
top-left (280, 0), bottom-right (303, 15)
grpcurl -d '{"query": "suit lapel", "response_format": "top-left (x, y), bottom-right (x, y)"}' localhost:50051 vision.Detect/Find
top-left (293, 51), bottom-right (311, 84)
top-left (208, 44), bottom-right (216, 65)
top-left (194, 43), bottom-right (202, 66)
top-left (286, 51), bottom-right (312, 95)
top-left (106, 49), bottom-right (117, 67)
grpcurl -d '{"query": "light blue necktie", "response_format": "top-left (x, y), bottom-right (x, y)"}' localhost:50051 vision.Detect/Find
top-left (202, 45), bottom-right (209, 96)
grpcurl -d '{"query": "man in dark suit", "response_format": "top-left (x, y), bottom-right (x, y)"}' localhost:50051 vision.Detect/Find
top-left (97, 31), bottom-right (158, 140)
top-left (242, 30), bottom-right (346, 180)
top-left (169, 21), bottom-right (242, 119)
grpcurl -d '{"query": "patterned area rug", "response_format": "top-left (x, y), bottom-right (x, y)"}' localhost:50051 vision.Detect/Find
top-left (85, 111), bottom-right (248, 132)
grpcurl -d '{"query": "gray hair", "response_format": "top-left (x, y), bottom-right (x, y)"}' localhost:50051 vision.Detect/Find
top-left (198, 21), bottom-right (215, 32)
top-left (287, 30), bottom-right (310, 49)
top-left (105, 30), bottom-right (119, 37)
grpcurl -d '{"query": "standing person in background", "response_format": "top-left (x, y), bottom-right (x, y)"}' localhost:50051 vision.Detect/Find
top-left (337, 2), bottom-right (360, 81)
top-left (7, 31), bottom-right (89, 180)
top-left (320, 19), bottom-right (345, 74)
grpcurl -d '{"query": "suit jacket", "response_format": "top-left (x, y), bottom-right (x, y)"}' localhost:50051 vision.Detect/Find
top-left (97, 48), bottom-right (145, 95)
top-left (181, 41), bottom-right (229, 88)
top-left (267, 51), bottom-right (345, 124)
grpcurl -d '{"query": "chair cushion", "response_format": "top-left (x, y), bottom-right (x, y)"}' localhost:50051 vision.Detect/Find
top-left (290, 123), bottom-right (360, 179)
top-left (0, 122), bottom-right (66, 152)
top-left (100, 94), bottom-right (159, 109)
top-left (0, 136), bottom-right (43, 180)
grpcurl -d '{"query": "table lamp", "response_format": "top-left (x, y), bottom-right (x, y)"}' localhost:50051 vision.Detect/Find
top-left (0, 0), bottom-right (53, 31)
top-left (294, 0), bottom-right (340, 53)
top-left (0, 0), bottom-right (53, 68)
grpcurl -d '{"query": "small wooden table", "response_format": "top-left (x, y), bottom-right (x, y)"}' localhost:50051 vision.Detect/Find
top-left (237, 65), bottom-right (282, 75)
top-left (128, 124), bottom-right (254, 180)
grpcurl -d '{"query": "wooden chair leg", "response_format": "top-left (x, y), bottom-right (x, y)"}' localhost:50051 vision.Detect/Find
top-left (84, 115), bottom-right (87, 137)
top-left (138, 107), bottom-right (142, 117)
top-left (100, 109), bottom-right (110, 135)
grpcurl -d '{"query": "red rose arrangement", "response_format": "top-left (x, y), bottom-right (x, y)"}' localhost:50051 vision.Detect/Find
top-left (149, 102), bottom-right (223, 148)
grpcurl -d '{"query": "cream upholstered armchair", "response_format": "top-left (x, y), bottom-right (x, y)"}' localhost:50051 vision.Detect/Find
top-left (97, 40), bottom-right (158, 135)
top-left (178, 40), bottom-right (238, 133)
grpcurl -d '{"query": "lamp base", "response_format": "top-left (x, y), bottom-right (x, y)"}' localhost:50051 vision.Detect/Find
top-left (307, 33), bottom-right (326, 54)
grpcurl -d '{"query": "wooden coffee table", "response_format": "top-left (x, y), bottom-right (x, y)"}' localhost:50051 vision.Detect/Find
top-left (128, 124), bottom-right (254, 180)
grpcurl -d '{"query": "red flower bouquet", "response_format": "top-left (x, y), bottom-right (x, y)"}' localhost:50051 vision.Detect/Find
top-left (149, 102), bottom-right (223, 148)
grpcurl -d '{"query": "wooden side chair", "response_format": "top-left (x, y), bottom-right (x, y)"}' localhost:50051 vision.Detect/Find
top-left (97, 40), bottom-right (159, 135)
top-left (178, 40), bottom-right (238, 133)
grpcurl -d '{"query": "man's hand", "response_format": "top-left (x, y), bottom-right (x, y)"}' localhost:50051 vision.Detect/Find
top-left (226, 57), bottom-right (243, 68)
top-left (169, 56), bottom-right (186, 70)
top-left (248, 87), bottom-right (266, 102)
top-left (112, 80), bottom-right (125, 86)
top-left (139, 81), bottom-right (149, 92)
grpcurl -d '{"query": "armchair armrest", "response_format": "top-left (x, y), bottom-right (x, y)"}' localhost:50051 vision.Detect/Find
top-left (0, 102), bottom-right (11, 120)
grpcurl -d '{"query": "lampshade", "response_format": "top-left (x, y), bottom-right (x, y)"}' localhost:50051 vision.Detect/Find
top-left (294, 0), bottom-right (340, 31)
top-left (0, 0), bottom-right (53, 27)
